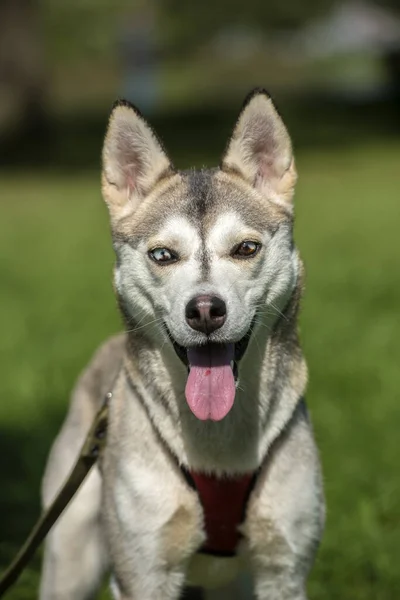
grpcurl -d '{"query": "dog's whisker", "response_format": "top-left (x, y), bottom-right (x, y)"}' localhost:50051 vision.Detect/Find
top-left (268, 302), bottom-right (289, 322)
top-left (125, 317), bottom-right (164, 335)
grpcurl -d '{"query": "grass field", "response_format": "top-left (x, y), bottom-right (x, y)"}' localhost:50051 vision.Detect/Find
top-left (0, 140), bottom-right (399, 598)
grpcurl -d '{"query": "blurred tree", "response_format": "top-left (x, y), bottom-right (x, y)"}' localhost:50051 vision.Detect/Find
top-left (378, 0), bottom-right (400, 8)
top-left (160, 0), bottom-right (338, 52)
top-left (0, 0), bottom-right (48, 135)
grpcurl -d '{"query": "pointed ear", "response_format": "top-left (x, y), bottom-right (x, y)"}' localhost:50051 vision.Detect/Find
top-left (102, 100), bottom-right (175, 219)
top-left (221, 89), bottom-right (297, 207)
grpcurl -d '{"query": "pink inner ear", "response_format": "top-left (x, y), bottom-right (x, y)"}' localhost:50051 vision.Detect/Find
top-left (254, 152), bottom-right (274, 188)
top-left (123, 162), bottom-right (138, 195)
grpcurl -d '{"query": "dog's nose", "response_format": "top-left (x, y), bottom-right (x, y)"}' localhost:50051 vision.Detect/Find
top-left (185, 295), bottom-right (227, 334)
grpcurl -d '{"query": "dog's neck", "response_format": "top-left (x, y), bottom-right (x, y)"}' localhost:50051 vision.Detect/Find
top-left (123, 287), bottom-right (306, 476)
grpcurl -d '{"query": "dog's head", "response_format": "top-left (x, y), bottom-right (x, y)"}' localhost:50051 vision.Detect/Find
top-left (102, 89), bottom-right (299, 422)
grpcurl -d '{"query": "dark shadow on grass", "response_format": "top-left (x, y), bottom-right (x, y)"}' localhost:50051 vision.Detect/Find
top-left (0, 402), bottom-right (65, 565)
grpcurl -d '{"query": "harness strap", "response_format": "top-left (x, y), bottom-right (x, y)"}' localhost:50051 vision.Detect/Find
top-left (183, 468), bottom-right (257, 557)
top-left (0, 392), bottom-right (111, 598)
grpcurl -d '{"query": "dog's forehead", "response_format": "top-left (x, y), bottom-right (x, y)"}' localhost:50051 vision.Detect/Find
top-left (114, 168), bottom-right (289, 242)
top-left (176, 168), bottom-right (287, 233)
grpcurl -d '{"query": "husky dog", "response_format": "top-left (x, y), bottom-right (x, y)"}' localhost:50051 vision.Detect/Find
top-left (39, 89), bottom-right (325, 600)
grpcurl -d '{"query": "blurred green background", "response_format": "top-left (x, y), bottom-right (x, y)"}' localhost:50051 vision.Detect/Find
top-left (1, 1), bottom-right (400, 598)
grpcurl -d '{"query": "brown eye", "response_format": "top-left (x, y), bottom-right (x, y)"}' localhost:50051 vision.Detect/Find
top-left (148, 247), bottom-right (178, 264)
top-left (232, 240), bottom-right (261, 258)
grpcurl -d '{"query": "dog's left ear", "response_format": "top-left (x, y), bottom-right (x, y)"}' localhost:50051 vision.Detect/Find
top-left (102, 100), bottom-right (175, 220)
top-left (221, 89), bottom-right (297, 207)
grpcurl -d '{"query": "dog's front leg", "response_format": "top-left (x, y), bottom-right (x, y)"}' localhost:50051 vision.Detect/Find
top-left (103, 457), bottom-right (204, 600)
top-left (109, 565), bottom-right (187, 600)
top-left (243, 408), bottom-right (325, 600)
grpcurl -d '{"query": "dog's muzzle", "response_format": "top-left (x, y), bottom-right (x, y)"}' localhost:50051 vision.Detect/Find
top-left (165, 321), bottom-right (254, 380)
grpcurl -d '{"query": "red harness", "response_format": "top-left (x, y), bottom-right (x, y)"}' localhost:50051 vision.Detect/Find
top-left (184, 470), bottom-right (256, 556)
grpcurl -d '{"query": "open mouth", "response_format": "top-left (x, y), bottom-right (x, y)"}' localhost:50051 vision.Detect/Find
top-left (166, 326), bottom-right (253, 422)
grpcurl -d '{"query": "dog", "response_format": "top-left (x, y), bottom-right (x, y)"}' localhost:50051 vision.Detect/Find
top-left (39, 89), bottom-right (325, 600)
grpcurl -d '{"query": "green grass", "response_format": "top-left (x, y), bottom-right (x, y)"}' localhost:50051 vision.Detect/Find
top-left (0, 142), bottom-right (399, 598)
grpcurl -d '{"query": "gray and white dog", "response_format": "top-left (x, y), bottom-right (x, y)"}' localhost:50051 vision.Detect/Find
top-left (39, 89), bottom-right (325, 600)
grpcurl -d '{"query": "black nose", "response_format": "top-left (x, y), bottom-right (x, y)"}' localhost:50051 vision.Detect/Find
top-left (185, 295), bottom-right (227, 334)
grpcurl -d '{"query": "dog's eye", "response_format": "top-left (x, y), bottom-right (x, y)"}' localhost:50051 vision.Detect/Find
top-left (231, 240), bottom-right (261, 258)
top-left (148, 247), bottom-right (178, 264)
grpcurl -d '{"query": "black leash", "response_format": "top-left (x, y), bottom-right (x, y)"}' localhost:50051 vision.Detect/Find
top-left (0, 390), bottom-right (111, 597)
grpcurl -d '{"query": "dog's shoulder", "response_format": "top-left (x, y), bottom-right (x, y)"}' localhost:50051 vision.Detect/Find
top-left (71, 333), bottom-right (126, 415)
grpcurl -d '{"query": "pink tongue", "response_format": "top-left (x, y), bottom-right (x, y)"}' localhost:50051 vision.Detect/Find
top-left (185, 344), bottom-right (236, 421)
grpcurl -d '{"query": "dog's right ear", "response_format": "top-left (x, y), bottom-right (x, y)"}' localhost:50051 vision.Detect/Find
top-left (221, 89), bottom-right (296, 208)
top-left (102, 100), bottom-right (175, 220)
